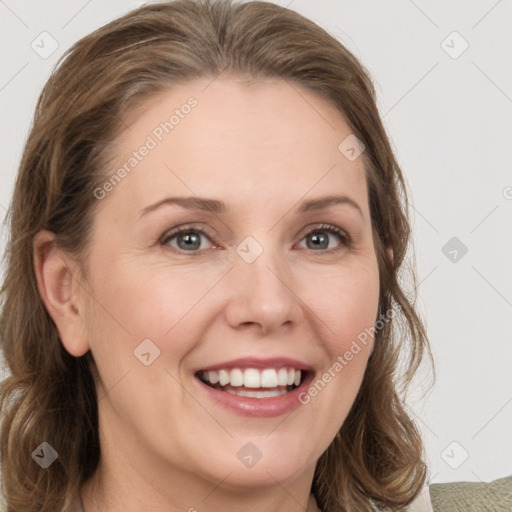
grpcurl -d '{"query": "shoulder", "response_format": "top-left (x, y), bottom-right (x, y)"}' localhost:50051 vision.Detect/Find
top-left (428, 475), bottom-right (512, 512)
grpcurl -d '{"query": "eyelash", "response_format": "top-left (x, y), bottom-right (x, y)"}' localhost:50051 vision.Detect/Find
top-left (159, 223), bottom-right (352, 255)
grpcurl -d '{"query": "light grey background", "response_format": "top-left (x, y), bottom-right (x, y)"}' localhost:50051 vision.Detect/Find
top-left (1, 0), bottom-right (511, 485)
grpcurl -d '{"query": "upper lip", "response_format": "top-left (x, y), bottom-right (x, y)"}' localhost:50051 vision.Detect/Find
top-left (195, 357), bottom-right (313, 373)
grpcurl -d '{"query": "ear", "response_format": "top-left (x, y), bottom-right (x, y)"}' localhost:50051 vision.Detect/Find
top-left (33, 230), bottom-right (90, 357)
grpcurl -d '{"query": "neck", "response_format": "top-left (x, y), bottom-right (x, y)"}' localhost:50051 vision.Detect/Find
top-left (80, 437), bottom-right (320, 512)
top-left (81, 467), bottom-right (321, 512)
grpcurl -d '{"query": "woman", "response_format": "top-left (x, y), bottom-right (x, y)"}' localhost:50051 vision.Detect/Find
top-left (0, 1), bottom-right (433, 511)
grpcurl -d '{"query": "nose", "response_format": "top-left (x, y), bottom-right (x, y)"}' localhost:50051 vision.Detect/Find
top-left (223, 246), bottom-right (303, 336)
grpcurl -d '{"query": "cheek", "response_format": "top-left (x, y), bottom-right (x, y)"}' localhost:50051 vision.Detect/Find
top-left (305, 261), bottom-right (380, 356)
top-left (293, 261), bottom-right (380, 453)
top-left (82, 254), bottom-right (216, 366)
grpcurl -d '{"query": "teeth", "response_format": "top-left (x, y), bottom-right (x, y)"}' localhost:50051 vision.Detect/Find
top-left (243, 368), bottom-right (261, 388)
top-left (208, 371), bottom-right (219, 384)
top-left (277, 368), bottom-right (289, 386)
top-left (230, 369), bottom-right (244, 387)
top-left (218, 369), bottom-right (230, 386)
top-left (200, 367), bottom-right (302, 389)
top-left (260, 368), bottom-right (278, 387)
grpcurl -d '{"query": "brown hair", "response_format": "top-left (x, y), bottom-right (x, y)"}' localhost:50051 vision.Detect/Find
top-left (0, 1), bottom-right (433, 510)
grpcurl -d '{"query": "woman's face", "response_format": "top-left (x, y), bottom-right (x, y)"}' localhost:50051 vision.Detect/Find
top-left (78, 77), bottom-right (380, 493)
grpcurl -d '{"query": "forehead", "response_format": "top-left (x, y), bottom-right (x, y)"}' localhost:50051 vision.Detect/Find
top-left (100, 77), bottom-right (369, 221)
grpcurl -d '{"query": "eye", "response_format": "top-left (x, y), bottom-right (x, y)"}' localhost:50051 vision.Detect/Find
top-left (160, 225), bottom-right (216, 253)
top-left (159, 223), bottom-right (351, 255)
top-left (296, 224), bottom-right (351, 253)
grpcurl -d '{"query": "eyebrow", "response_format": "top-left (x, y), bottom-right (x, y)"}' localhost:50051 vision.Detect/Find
top-left (139, 194), bottom-right (363, 218)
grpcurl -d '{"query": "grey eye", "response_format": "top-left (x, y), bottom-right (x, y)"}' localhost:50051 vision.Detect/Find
top-left (163, 229), bottom-right (212, 252)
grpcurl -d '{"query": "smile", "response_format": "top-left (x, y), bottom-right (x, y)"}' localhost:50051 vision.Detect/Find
top-left (193, 357), bottom-right (314, 417)
top-left (197, 367), bottom-right (303, 398)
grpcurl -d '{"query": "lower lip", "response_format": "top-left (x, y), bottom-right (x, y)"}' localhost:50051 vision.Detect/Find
top-left (195, 373), bottom-right (315, 418)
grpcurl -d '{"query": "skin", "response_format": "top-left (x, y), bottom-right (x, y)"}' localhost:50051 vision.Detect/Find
top-left (34, 77), bottom-right (381, 512)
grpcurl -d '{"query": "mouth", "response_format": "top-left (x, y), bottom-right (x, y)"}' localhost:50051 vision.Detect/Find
top-left (193, 357), bottom-right (314, 417)
top-left (195, 366), bottom-right (307, 399)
